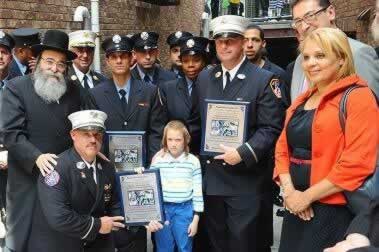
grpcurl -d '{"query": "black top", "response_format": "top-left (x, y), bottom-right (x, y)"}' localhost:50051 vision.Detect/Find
top-left (286, 104), bottom-right (315, 160)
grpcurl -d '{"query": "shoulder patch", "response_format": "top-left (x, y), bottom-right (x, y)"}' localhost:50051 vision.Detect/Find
top-left (44, 170), bottom-right (60, 187)
top-left (269, 79), bottom-right (282, 99)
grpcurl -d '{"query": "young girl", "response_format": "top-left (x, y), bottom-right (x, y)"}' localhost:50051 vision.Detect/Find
top-left (147, 120), bottom-right (203, 252)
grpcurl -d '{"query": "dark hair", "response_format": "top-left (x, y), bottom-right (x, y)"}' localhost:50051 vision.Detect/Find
top-left (290, 0), bottom-right (331, 9)
top-left (245, 24), bottom-right (265, 40)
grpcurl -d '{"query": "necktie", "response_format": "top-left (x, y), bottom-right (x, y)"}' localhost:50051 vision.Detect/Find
top-left (88, 166), bottom-right (97, 184)
top-left (224, 71), bottom-right (231, 90)
top-left (0, 80), bottom-right (4, 91)
top-left (24, 65), bottom-right (31, 75)
top-left (83, 75), bottom-right (91, 89)
top-left (119, 89), bottom-right (127, 112)
top-left (143, 75), bottom-right (152, 85)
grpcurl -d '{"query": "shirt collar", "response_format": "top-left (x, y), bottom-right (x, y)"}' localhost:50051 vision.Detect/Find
top-left (73, 64), bottom-right (91, 82)
top-left (137, 64), bottom-right (154, 81)
top-left (83, 157), bottom-right (96, 169)
top-left (13, 55), bottom-right (27, 75)
top-left (115, 77), bottom-right (131, 94)
top-left (221, 56), bottom-right (246, 82)
top-left (163, 152), bottom-right (187, 162)
top-left (185, 76), bottom-right (193, 87)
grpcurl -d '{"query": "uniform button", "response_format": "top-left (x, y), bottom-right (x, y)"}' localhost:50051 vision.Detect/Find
top-left (206, 160), bottom-right (210, 164)
top-left (124, 121), bottom-right (128, 126)
top-left (222, 162), bottom-right (226, 166)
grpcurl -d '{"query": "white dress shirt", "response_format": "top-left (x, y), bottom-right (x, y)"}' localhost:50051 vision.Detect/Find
top-left (73, 64), bottom-right (94, 89)
top-left (221, 56), bottom-right (246, 89)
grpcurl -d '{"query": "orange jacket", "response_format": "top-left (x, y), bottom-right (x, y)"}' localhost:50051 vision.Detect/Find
top-left (274, 74), bottom-right (378, 205)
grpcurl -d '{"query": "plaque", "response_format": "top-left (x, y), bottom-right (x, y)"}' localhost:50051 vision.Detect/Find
top-left (115, 169), bottom-right (165, 226)
top-left (201, 99), bottom-right (250, 155)
top-left (105, 131), bottom-right (146, 172)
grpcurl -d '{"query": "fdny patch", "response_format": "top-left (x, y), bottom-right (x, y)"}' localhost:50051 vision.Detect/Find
top-left (269, 79), bottom-right (282, 98)
top-left (44, 170), bottom-right (60, 187)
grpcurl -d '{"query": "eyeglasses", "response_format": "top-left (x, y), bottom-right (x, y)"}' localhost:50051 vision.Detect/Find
top-left (291, 6), bottom-right (330, 29)
top-left (40, 57), bottom-right (67, 71)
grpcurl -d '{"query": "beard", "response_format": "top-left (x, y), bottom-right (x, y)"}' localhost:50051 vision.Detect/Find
top-left (33, 65), bottom-right (67, 103)
top-left (371, 20), bottom-right (379, 43)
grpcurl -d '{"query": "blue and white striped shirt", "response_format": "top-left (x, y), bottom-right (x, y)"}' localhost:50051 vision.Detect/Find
top-left (151, 152), bottom-right (204, 212)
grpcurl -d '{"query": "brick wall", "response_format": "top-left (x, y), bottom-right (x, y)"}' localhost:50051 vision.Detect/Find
top-left (332, 0), bottom-right (376, 44)
top-left (0, 0), bottom-right (204, 71)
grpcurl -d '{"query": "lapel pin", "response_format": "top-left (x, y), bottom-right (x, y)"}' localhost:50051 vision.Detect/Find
top-left (93, 75), bottom-right (98, 81)
top-left (237, 74), bottom-right (246, 80)
top-left (215, 72), bottom-right (222, 78)
top-left (80, 171), bottom-right (86, 179)
top-left (76, 161), bottom-right (86, 170)
top-left (71, 75), bottom-right (78, 81)
top-left (97, 163), bottom-right (102, 170)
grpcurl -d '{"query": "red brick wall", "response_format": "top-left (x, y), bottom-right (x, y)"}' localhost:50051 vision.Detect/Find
top-left (332, 0), bottom-right (376, 44)
top-left (0, 0), bottom-right (204, 70)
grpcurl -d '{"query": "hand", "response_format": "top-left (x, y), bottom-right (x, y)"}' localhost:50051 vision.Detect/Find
top-left (36, 153), bottom-right (58, 177)
top-left (0, 151), bottom-right (8, 170)
top-left (214, 144), bottom-right (242, 165)
top-left (145, 220), bottom-right (164, 233)
top-left (99, 216), bottom-right (125, 234)
top-left (134, 167), bottom-right (145, 174)
top-left (97, 152), bottom-right (110, 162)
top-left (28, 57), bottom-right (37, 72)
top-left (324, 234), bottom-right (370, 252)
top-left (284, 190), bottom-right (312, 214)
top-left (0, 161), bottom-right (7, 170)
top-left (188, 215), bottom-right (199, 237)
top-left (296, 207), bottom-right (314, 221)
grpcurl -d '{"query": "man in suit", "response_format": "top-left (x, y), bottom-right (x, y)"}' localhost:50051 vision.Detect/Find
top-left (290, 0), bottom-right (379, 101)
top-left (0, 30), bottom-right (15, 247)
top-left (9, 28), bottom-right (40, 79)
top-left (85, 34), bottom-right (167, 252)
top-left (28, 110), bottom-right (125, 252)
top-left (0, 29), bottom-right (81, 252)
top-left (68, 30), bottom-right (107, 101)
top-left (131, 32), bottom-right (176, 86)
top-left (189, 15), bottom-right (284, 252)
top-left (166, 31), bottom-right (193, 78)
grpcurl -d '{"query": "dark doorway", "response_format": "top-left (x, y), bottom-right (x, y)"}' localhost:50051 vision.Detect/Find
top-left (265, 37), bottom-right (299, 69)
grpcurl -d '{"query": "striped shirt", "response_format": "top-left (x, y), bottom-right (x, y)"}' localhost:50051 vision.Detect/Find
top-left (151, 152), bottom-right (204, 212)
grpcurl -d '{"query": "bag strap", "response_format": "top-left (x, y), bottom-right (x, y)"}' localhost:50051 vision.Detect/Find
top-left (339, 85), bottom-right (362, 132)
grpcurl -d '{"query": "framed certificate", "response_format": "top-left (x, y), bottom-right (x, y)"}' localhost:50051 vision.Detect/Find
top-left (105, 131), bottom-right (146, 172)
top-left (201, 99), bottom-right (250, 156)
top-left (115, 169), bottom-right (165, 226)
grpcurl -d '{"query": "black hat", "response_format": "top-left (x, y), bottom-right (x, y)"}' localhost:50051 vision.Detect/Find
top-left (166, 31), bottom-right (193, 47)
top-left (101, 34), bottom-right (133, 55)
top-left (31, 30), bottom-right (77, 61)
top-left (132, 32), bottom-right (159, 51)
top-left (11, 28), bottom-right (40, 47)
top-left (179, 36), bottom-right (209, 57)
top-left (0, 30), bottom-right (15, 52)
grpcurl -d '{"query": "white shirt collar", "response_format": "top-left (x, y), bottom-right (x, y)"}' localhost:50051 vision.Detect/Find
top-left (83, 157), bottom-right (96, 170)
top-left (163, 152), bottom-right (187, 163)
top-left (221, 56), bottom-right (246, 82)
top-left (73, 64), bottom-right (93, 87)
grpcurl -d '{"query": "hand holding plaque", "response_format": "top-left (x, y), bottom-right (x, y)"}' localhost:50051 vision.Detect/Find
top-left (201, 99), bottom-right (250, 155)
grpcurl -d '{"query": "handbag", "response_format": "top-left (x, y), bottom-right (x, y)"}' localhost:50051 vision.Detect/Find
top-left (339, 85), bottom-right (379, 215)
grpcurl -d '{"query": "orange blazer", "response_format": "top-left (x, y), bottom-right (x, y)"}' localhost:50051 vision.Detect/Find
top-left (274, 74), bottom-right (378, 205)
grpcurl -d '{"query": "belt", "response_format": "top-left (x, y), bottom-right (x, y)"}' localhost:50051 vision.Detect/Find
top-left (290, 157), bottom-right (311, 165)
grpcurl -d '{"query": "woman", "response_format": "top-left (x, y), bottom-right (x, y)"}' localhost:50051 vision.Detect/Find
top-left (158, 36), bottom-right (209, 123)
top-left (273, 27), bottom-right (378, 252)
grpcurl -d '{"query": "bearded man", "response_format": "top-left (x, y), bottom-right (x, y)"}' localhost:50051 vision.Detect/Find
top-left (0, 30), bottom-right (81, 252)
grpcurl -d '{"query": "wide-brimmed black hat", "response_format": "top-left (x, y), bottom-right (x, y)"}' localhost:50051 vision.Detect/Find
top-left (31, 30), bottom-right (77, 61)
top-left (179, 36), bottom-right (209, 57)
top-left (166, 31), bottom-right (193, 47)
top-left (101, 34), bottom-right (133, 55)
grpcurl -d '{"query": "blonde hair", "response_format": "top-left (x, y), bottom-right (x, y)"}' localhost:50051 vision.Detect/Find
top-left (300, 27), bottom-right (355, 82)
top-left (161, 120), bottom-right (191, 155)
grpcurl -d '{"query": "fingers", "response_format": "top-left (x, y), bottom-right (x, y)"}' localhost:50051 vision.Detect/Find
top-left (213, 154), bottom-right (224, 160)
top-left (97, 152), bottom-right (110, 162)
top-left (110, 216), bottom-right (124, 222)
top-left (112, 221), bottom-right (125, 229)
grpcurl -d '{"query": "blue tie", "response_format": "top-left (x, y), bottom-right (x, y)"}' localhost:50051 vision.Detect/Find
top-left (144, 75), bottom-right (152, 85)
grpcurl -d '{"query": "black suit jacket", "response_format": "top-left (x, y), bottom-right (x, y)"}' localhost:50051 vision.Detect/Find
top-left (0, 75), bottom-right (81, 251)
top-left (131, 65), bottom-right (176, 87)
top-left (158, 77), bottom-right (194, 123)
top-left (189, 59), bottom-right (284, 196)
top-left (28, 148), bottom-right (120, 252)
top-left (85, 78), bottom-right (167, 162)
top-left (8, 59), bottom-right (24, 80)
top-left (67, 66), bottom-right (108, 102)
